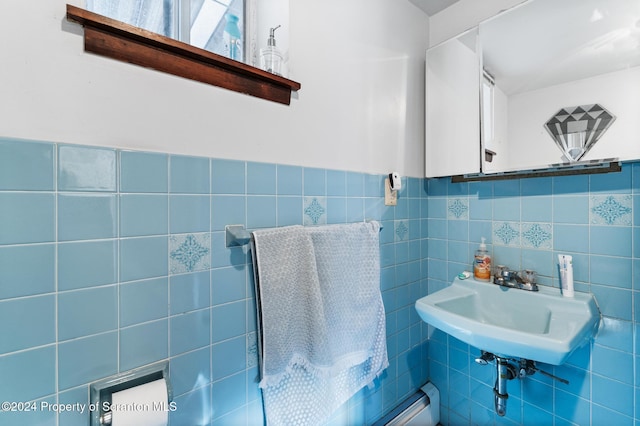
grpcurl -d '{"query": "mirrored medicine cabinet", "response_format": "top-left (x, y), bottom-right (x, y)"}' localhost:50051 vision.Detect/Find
top-left (425, 0), bottom-right (640, 179)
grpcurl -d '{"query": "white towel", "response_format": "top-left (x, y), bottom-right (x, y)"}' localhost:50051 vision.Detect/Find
top-left (251, 221), bottom-right (388, 425)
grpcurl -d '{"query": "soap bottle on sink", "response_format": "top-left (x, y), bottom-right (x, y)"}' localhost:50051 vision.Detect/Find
top-left (473, 237), bottom-right (491, 282)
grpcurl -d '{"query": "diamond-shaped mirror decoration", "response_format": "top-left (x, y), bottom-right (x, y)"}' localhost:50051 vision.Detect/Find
top-left (544, 104), bottom-right (616, 162)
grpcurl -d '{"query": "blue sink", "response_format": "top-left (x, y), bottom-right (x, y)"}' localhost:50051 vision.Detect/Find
top-left (415, 277), bottom-right (601, 365)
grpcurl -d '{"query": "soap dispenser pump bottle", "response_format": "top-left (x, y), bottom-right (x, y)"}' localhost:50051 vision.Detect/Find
top-left (260, 25), bottom-right (283, 76)
top-left (474, 237), bottom-right (491, 282)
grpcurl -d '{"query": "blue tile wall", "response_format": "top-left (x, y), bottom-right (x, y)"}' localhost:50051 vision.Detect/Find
top-left (0, 139), bottom-right (54, 191)
top-left (426, 162), bottom-right (640, 426)
top-left (6, 136), bottom-right (639, 425)
top-left (58, 145), bottom-right (117, 192)
top-left (0, 192), bottom-right (55, 244)
top-left (0, 137), bottom-right (428, 426)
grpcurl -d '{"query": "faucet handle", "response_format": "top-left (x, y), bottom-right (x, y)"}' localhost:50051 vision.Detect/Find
top-left (502, 270), bottom-right (514, 281)
top-left (521, 269), bottom-right (537, 284)
top-left (493, 265), bottom-right (509, 285)
top-left (494, 265), bottom-right (508, 279)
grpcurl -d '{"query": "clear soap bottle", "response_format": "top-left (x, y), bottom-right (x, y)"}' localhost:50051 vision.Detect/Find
top-left (260, 25), bottom-right (283, 76)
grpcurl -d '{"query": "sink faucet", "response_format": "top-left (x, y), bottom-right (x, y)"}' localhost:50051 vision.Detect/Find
top-left (493, 267), bottom-right (538, 291)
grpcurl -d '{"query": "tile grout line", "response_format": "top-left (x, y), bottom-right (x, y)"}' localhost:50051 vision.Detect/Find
top-left (53, 143), bottom-right (60, 425)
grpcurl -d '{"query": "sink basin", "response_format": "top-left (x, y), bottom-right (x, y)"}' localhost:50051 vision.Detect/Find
top-left (415, 277), bottom-right (601, 365)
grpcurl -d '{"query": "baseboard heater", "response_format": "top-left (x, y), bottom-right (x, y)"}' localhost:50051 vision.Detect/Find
top-left (373, 382), bottom-right (440, 426)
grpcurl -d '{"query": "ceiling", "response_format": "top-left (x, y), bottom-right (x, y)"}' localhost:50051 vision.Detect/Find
top-left (409, 0), bottom-right (461, 16)
top-left (481, 0), bottom-right (640, 95)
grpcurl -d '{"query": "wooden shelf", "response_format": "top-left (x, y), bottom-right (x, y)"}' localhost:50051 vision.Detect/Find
top-left (66, 4), bottom-right (301, 105)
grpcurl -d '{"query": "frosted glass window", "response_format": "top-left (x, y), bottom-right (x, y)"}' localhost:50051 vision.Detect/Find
top-left (86, 0), bottom-right (244, 57)
top-left (87, 0), bottom-right (175, 37)
top-left (189, 0), bottom-right (244, 56)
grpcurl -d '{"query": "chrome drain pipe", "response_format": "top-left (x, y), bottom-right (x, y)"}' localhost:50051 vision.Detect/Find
top-left (475, 353), bottom-right (569, 417)
top-left (494, 357), bottom-right (515, 417)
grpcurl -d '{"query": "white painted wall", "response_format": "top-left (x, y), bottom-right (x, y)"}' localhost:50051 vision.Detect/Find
top-left (506, 66), bottom-right (640, 170)
top-left (0, 0), bottom-right (429, 177)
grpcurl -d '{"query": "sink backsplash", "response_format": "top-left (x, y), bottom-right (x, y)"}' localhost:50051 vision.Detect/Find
top-left (425, 161), bottom-right (639, 425)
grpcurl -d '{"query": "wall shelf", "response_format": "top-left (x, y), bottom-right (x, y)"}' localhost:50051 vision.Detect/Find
top-left (65, 4), bottom-right (301, 105)
top-left (451, 159), bottom-right (621, 182)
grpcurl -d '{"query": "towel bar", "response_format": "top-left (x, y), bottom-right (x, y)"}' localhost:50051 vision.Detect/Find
top-left (225, 221), bottom-right (383, 247)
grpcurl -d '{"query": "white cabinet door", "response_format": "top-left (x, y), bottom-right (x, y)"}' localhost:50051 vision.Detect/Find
top-left (425, 29), bottom-right (481, 178)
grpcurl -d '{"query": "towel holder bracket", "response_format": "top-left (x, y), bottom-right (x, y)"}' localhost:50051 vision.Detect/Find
top-left (226, 225), bottom-right (251, 247)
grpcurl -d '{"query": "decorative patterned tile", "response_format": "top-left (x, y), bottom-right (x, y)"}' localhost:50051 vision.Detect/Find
top-left (395, 220), bottom-right (409, 242)
top-left (170, 233), bottom-right (211, 274)
top-left (590, 195), bottom-right (632, 226)
top-left (521, 223), bottom-right (552, 249)
top-left (447, 197), bottom-right (469, 220)
top-left (492, 221), bottom-right (521, 246)
top-left (303, 196), bottom-right (327, 226)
